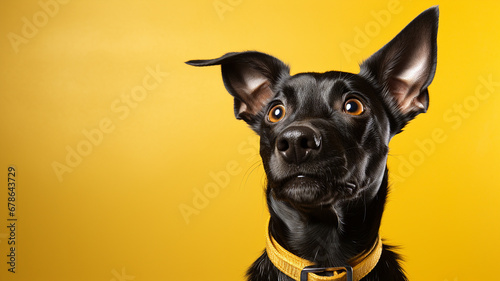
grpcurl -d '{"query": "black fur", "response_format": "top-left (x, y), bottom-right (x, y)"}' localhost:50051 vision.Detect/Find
top-left (186, 7), bottom-right (438, 281)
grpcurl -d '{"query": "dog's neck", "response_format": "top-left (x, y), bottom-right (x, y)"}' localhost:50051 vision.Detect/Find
top-left (267, 169), bottom-right (388, 267)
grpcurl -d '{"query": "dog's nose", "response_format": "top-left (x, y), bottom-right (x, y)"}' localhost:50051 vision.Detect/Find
top-left (276, 126), bottom-right (321, 164)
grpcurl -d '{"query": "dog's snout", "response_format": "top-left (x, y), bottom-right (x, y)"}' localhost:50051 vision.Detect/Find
top-left (276, 126), bottom-right (321, 164)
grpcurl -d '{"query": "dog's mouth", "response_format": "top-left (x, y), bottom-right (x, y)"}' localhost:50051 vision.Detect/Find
top-left (270, 173), bottom-right (359, 207)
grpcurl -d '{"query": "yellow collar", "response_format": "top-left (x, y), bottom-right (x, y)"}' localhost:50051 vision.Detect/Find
top-left (265, 221), bottom-right (383, 281)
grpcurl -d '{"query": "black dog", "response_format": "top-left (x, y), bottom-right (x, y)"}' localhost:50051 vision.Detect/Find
top-left (187, 7), bottom-right (438, 281)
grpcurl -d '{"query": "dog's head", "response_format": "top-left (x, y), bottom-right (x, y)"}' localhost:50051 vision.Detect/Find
top-left (187, 7), bottom-right (438, 209)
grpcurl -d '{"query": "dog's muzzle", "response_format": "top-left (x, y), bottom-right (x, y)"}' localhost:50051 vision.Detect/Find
top-left (276, 125), bottom-right (321, 164)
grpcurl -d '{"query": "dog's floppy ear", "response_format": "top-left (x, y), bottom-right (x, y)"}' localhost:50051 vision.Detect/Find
top-left (360, 6), bottom-right (438, 129)
top-left (186, 51), bottom-right (290, 123)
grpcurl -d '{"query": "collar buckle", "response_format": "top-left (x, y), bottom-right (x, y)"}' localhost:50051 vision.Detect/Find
top-left (300, 265), bottom-right (353, 281)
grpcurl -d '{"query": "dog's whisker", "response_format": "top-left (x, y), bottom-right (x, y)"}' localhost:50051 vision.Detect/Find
top-left (239, 160), bottom-right (264, 190)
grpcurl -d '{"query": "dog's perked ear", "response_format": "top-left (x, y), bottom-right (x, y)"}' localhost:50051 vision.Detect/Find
top-left (186, 51), bottom-right (290, 124)
top-left (360, 6), bottom-right (438, 133)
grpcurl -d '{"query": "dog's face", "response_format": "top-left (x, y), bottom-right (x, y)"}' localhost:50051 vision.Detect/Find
top-left (257, 72), bottom-right (393, 208)
top-left (187, 7), bottom-right (438, 209)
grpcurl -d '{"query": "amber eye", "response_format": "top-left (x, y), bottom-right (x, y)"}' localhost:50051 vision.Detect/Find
top-left (343, 99), bottom-right (364, 116)
top-left (268, 104), bottom-right (286, 123)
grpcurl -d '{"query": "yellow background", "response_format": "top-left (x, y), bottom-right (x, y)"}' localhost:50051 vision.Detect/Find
top-left (0, 1), bottom-right (499, 280)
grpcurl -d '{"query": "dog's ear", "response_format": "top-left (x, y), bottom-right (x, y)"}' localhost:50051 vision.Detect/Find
top-left (186, 51), bottom-right (290, 123)
top-left (360, 6), bottom-right (438, 129)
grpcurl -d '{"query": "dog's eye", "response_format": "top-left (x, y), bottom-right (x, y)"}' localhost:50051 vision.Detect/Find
top-left (343, 99), bottom-right (364, 116)
top-left (268, 104), bottom-right (286, 123)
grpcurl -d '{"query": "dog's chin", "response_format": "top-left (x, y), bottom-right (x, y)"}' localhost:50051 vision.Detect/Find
top-left (270, 175), bottom-right (358, 208)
